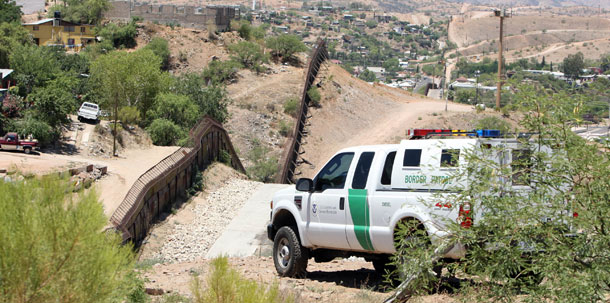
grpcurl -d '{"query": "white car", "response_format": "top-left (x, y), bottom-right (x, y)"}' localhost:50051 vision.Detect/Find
top-left (77, 102), bottom-right (101, 122)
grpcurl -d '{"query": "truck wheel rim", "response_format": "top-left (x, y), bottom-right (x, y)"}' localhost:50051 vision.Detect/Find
top-left (277, 238), bottom-right (290, 268)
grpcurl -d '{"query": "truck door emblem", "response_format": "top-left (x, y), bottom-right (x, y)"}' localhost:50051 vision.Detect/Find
top-left (312, 203), bottom-right (317, 214)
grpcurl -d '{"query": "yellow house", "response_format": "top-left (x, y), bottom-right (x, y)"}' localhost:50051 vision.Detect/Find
top-left (23, 18), bottom-right (96, 52)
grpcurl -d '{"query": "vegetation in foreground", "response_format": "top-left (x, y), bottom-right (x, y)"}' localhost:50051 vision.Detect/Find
top-left (0, 176), bottom-right (141, 303)
top-left (388, 86), bottom-right (610, 302)
top-left (191, 257), bottom-right (294, 303)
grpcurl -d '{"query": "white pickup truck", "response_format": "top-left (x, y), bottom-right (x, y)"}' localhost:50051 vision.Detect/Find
top-left (77, 102), bottom-right (101, 122)
top-left (267, 129), bottom-right (553, 277)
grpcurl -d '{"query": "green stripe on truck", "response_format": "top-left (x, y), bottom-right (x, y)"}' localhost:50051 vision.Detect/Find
top-left (348, 189), bottom-right (374, 251)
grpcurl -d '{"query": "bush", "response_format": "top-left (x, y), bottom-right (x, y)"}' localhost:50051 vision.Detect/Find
top-left (307, 86), bottom-right (321, 107)
top-left (148, 93), bottom-right (200, 128)
top-left (10, 113), bottom-right (56, 146)
top-left (388, 88), bottom-right (610, 302)
top-left (147, 118), bottom-right (184, 146)
top-left (279, 120), bottom-right (292, 137)
top-left (97, 20), bottom-right (138, 49)
top-left (143, 37), bottom-right (170, 70)
top-left (283, 98), bottom-right (298, 117)
top-left (219, 149), bottom-right (231, 165)
top-left (228, 41), bottom-right (268, 72)
top-left (0, 176), bottom-right (135, 302)
top-left (191, 257), bottom-right (294, 303)
top-left (202, 60), bottom-right (240, 85)
top-left (265, 34), bottom-right (307, 63)
top-left (247, 139), bottom-right (277, 182)
top-left (118, 106), bottom-right (141, 125)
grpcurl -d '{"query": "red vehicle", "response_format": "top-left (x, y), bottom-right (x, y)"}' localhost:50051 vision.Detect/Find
top-left (0, 132), bottom-right (39, 154)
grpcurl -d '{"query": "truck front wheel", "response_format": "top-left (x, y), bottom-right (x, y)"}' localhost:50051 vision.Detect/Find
top-left (24, 147), bottom-right (32, 154)
top-left (273, 226), bottom-right (308, 277)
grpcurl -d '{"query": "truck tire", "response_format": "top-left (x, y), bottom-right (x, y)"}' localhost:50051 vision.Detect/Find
top-left (273, 226), bottom-right (308, 277)
top-left (24, 147), bottom-right (32, 154)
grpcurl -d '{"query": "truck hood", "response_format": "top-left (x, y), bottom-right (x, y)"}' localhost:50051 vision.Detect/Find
top-left (273, 184), bottom-right (296, 202)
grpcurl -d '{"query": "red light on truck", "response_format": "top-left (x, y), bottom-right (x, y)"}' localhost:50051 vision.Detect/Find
top-left (270, 201), bottom-right (273, 209)
top-left (459, 202), bottom-right (473, 228)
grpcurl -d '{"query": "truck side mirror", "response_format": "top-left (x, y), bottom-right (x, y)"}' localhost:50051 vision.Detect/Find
top-left (295, 178), bottom-right (314, 193)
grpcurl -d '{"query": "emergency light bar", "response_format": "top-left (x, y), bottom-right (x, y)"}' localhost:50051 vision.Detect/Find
top-left (408, 129), bottom-right (502, 139)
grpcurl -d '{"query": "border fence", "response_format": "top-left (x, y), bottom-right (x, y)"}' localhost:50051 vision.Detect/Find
top-left (110, 116), bottom-right (245, 244)
top-left (276, 40), bottom-right (328, 184)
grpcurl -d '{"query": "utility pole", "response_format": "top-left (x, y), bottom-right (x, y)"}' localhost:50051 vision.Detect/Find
top-left (494, 9), bottom-right (509, 110)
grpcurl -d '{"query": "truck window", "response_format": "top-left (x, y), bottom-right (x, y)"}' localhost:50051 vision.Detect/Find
top-left (315, 152), bottom-right (354, 191)
top-left (380, 151), bottom-right (396, 185)
top-left (441, 149), bottom-right (460, 167)
top-left (402, 149), bottom-right (422, 167)
top-left (512, 149), bottom-right (532, 185)
top-left (352, 152), bottom-right (375, 189)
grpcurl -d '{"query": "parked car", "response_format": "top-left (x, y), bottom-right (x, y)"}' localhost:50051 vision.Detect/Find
top-left (77, 102), bottom-right (101, 122)
top-left (0, 132), bottom-right (39, 154)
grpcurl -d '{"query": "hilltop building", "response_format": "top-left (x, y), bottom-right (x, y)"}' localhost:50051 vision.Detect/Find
top-left (23, 17), bottom-right (95, 52)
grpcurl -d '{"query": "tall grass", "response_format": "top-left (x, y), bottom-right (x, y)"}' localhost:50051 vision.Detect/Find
top-left (191, 257), bottom-right (294, 303)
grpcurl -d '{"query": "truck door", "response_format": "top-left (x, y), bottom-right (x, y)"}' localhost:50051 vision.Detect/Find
top-left (345, 151), bottom-right (376, 251)
top-left (307, 152), bottom-right (354, 250)
top-left (4, 134), bottom-right (18, 150)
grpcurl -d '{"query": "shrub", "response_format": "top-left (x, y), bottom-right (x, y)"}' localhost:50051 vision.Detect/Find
top-left (97, 20), bottom-right (138, 49)
top-left (283, 98), bottom-right (298, 117)
top-left (228, 41), bottom-right (269, 72)
top-left (247, 139), bottom-right (278, 182)
top-left (144, 37), bottom-right (170, 70)
top-left (307, 86), bottom-right (321, 107)
top-left (202, 60), bottom-right (240, 85)
top-left (219, 149), bottom-right (231, 165)
top-left (265, 34), bottom-right (307, 63)
top-left (118, 106), bottom-right (141, 125)
top-left (148, 93), bottom-right (200, 128)
top-left (278, 120), bottom-right (292, 137)
top-left (0, 176), bottom-right (135, 302)
top-left (191, 257), bottom-right (294, 303)
top-left (147, 118), bottom-right (184, 146)
top-left (10, 113), bottom-right (56, 146)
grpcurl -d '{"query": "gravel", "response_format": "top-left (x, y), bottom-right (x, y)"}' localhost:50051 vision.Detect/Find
top-left (157, 179), bottom-right (263, 263)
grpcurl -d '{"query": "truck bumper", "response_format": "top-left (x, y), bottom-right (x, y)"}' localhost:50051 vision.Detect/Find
top-left (267, 223), bottom-right (275, 241)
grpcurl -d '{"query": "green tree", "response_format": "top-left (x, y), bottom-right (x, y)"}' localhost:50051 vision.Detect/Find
top-left (0, 0), bottom-right (22, 23)
top-left (0, 22), bottom-right (32, 68)
top-left (148, 93), bottom-right (200, 128)
top-left (10, 45), bottom-right (62, 95)
top-left (562, 52), bottom-right (585, 79)
top-left (265, 34), bottom-right (307, 63)
top-left (9, 112), bottom-right (54, 146)
top-left (228, 41), bottom-right (268, 72)
top-left (144, 37), bottom-right (170, 70)
top-left (388, 88), bottom-right (610, 302)
top-left (0, 176), bottom-right (135, 303)
top-left (201, 60), bottom-right (240, 85)
top-left (382, 58), bottom-right (400, 73)
top-left (365, 19), bottom-right (378, 29)
top-left (91, 49), bottom-right (165, 154)
top-left (146, 118), bottom-right (184, 146)
top-left (307, 86), bottom-right (321, 107)
top-left (28, 75), bottom-right (78, 128)
top-left (358, 69), bottom-right (377, 82)
top-left (47, 0), bottom-right (109, 24)
top-left (172, 73), bottom-right (230, 123)
top-left (96, 20), bottom-right (138, 49)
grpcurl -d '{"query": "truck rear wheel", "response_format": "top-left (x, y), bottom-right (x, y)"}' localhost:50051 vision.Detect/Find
top-left (24, 147), bottom-right (32, 154)
top-left (273, 226), bottom-right (308, 277)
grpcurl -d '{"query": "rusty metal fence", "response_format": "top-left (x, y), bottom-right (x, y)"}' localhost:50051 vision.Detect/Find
top-left (110, 116), bottom-right (245, 243)
top-left (277, 39), bottom-right (328, 184)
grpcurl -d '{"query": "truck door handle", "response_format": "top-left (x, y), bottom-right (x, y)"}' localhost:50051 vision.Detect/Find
top-left (339, 197), bottom-right (345, 210)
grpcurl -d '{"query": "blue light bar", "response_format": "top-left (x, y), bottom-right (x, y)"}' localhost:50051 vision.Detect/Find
top-left (476, 129), bottom-right (502, 138)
